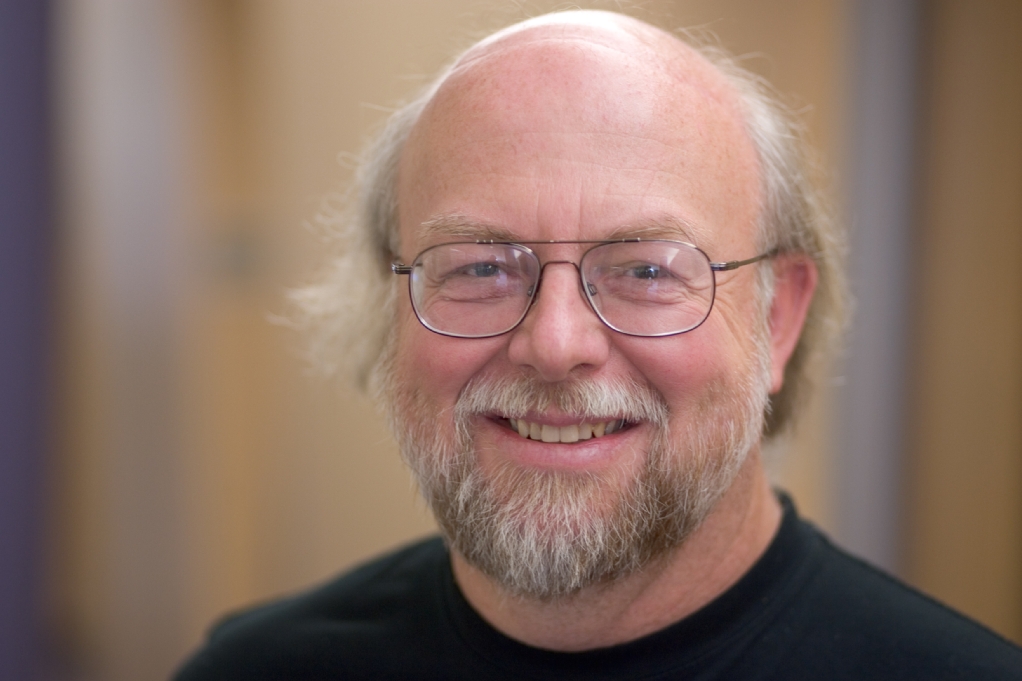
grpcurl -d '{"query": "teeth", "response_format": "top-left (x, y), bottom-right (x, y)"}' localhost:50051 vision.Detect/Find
top-left (561, 425), bottom-right (579, 443)
top-left (541, 424), bottom-right (559, 443)
top-left (507, 418), bottom-right (624, 443)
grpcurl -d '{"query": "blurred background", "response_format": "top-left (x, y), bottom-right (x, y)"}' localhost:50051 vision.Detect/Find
top-left (2, 0), bottom-right (1020, 679)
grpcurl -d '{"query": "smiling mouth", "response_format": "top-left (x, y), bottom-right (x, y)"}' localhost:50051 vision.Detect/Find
top-left (504, 418), bottom-right (629, 444)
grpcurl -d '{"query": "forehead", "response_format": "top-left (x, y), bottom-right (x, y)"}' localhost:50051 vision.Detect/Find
top-left (397, 18), bottom-right (762, 256)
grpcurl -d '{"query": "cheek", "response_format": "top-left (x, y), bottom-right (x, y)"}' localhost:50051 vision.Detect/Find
top-left (393, 300), bottom-right (505, 410)
top-left (616, 321), bottom-right (750, 414)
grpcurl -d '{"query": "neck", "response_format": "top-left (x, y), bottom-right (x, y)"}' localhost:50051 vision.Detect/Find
top-left (450, 449), bottom-right (782, 651)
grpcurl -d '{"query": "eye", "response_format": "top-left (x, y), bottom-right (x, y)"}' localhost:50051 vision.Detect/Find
top-left (629, 264), bottom-right (661, 279)
top-left (467, 262), bottom-right (501, 277)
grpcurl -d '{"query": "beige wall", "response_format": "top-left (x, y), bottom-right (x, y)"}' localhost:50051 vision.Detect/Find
top-left (53, 2), bottom-right (848, 679)
top-left (906, 0), bottom-right (1022, 641)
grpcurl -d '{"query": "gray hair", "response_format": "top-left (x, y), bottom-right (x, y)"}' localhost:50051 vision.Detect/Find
top-left (289, 22), bottom-right (846, 439)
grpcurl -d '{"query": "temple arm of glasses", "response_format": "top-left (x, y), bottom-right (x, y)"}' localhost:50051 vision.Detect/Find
top-left (391, 264), bottom-right (413, 275)
top-left (710, 251), bottom-right (773, 272)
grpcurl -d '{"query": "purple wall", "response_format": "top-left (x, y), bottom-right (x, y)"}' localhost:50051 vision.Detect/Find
top-left (0, 1), bottom-right (52, 679)
top-left (835, 0), bottom-right (921, 574)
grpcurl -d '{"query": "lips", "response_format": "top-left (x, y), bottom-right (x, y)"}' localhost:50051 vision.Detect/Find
top-left (506, 418), bottom-right (627, 443)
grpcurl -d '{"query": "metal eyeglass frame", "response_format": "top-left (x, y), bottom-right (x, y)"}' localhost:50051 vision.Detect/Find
top-left (390, 238), bottom-right (773, 339)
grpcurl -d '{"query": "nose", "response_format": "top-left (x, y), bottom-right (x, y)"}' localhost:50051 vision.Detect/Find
top-left (506, 261), bottom-right (611, 382)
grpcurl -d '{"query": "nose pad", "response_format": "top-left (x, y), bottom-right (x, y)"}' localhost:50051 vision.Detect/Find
top-left (508, 260), bottom-right (610, 381)
top-left (516, 260), bottom-right (601, 332)
top-left (529, 260), bottom-right (589, 316)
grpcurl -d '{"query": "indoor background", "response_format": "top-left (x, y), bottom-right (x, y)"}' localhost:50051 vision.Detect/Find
top-left (2, 1), bottom-right (1021, 680)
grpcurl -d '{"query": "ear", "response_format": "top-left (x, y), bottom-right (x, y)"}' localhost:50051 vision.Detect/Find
top-left (767, 255), bottom-right (818, 394)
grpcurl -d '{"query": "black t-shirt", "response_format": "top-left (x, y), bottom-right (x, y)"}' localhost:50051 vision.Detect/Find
top-left (174, 496), bottom-right (1022, 680)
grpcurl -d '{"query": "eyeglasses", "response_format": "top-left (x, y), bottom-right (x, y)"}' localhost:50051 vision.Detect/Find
top-left (391, 239), bottom-right (771, 339)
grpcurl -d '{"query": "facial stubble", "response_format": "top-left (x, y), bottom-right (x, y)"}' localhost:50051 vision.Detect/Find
top-left (377, 328), bottom-right (772, 601)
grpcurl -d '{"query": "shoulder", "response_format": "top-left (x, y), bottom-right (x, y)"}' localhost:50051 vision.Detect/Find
top-left (172, 536), bottom-right (449, 681)
top-left (769, 521), bottom-right (1022, 680)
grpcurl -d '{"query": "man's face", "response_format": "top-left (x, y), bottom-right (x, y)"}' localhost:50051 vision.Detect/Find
top-left (383, 23), bottom-right (772, 598)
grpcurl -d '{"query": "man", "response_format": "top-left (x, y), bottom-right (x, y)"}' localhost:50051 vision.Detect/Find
top-left (176, 10), bottom-right (1022, 679)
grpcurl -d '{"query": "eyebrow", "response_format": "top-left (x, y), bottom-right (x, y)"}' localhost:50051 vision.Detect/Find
top-left (418, 213), bottom-right (705, 245)
top-left (419, 215), bottom-right (518, 242)
top-left (604, 217), bottom-right (704, 244)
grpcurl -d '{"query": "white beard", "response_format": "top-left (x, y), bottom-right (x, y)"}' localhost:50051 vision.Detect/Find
top-left (377, 331), bottom-right (772, 601)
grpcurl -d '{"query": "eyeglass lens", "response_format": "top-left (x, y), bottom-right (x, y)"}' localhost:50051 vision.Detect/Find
top-left (408, 241), bottom-right (716, 338)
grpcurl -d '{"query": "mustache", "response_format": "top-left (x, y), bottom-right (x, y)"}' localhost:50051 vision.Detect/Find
top-left (454, 373), bottom-right (669, 426)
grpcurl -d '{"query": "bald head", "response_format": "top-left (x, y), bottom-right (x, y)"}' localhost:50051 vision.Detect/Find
top-left (398, 10), bottom-right (762, 262)
top-left (457, 10), bottom-right (719, 85)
